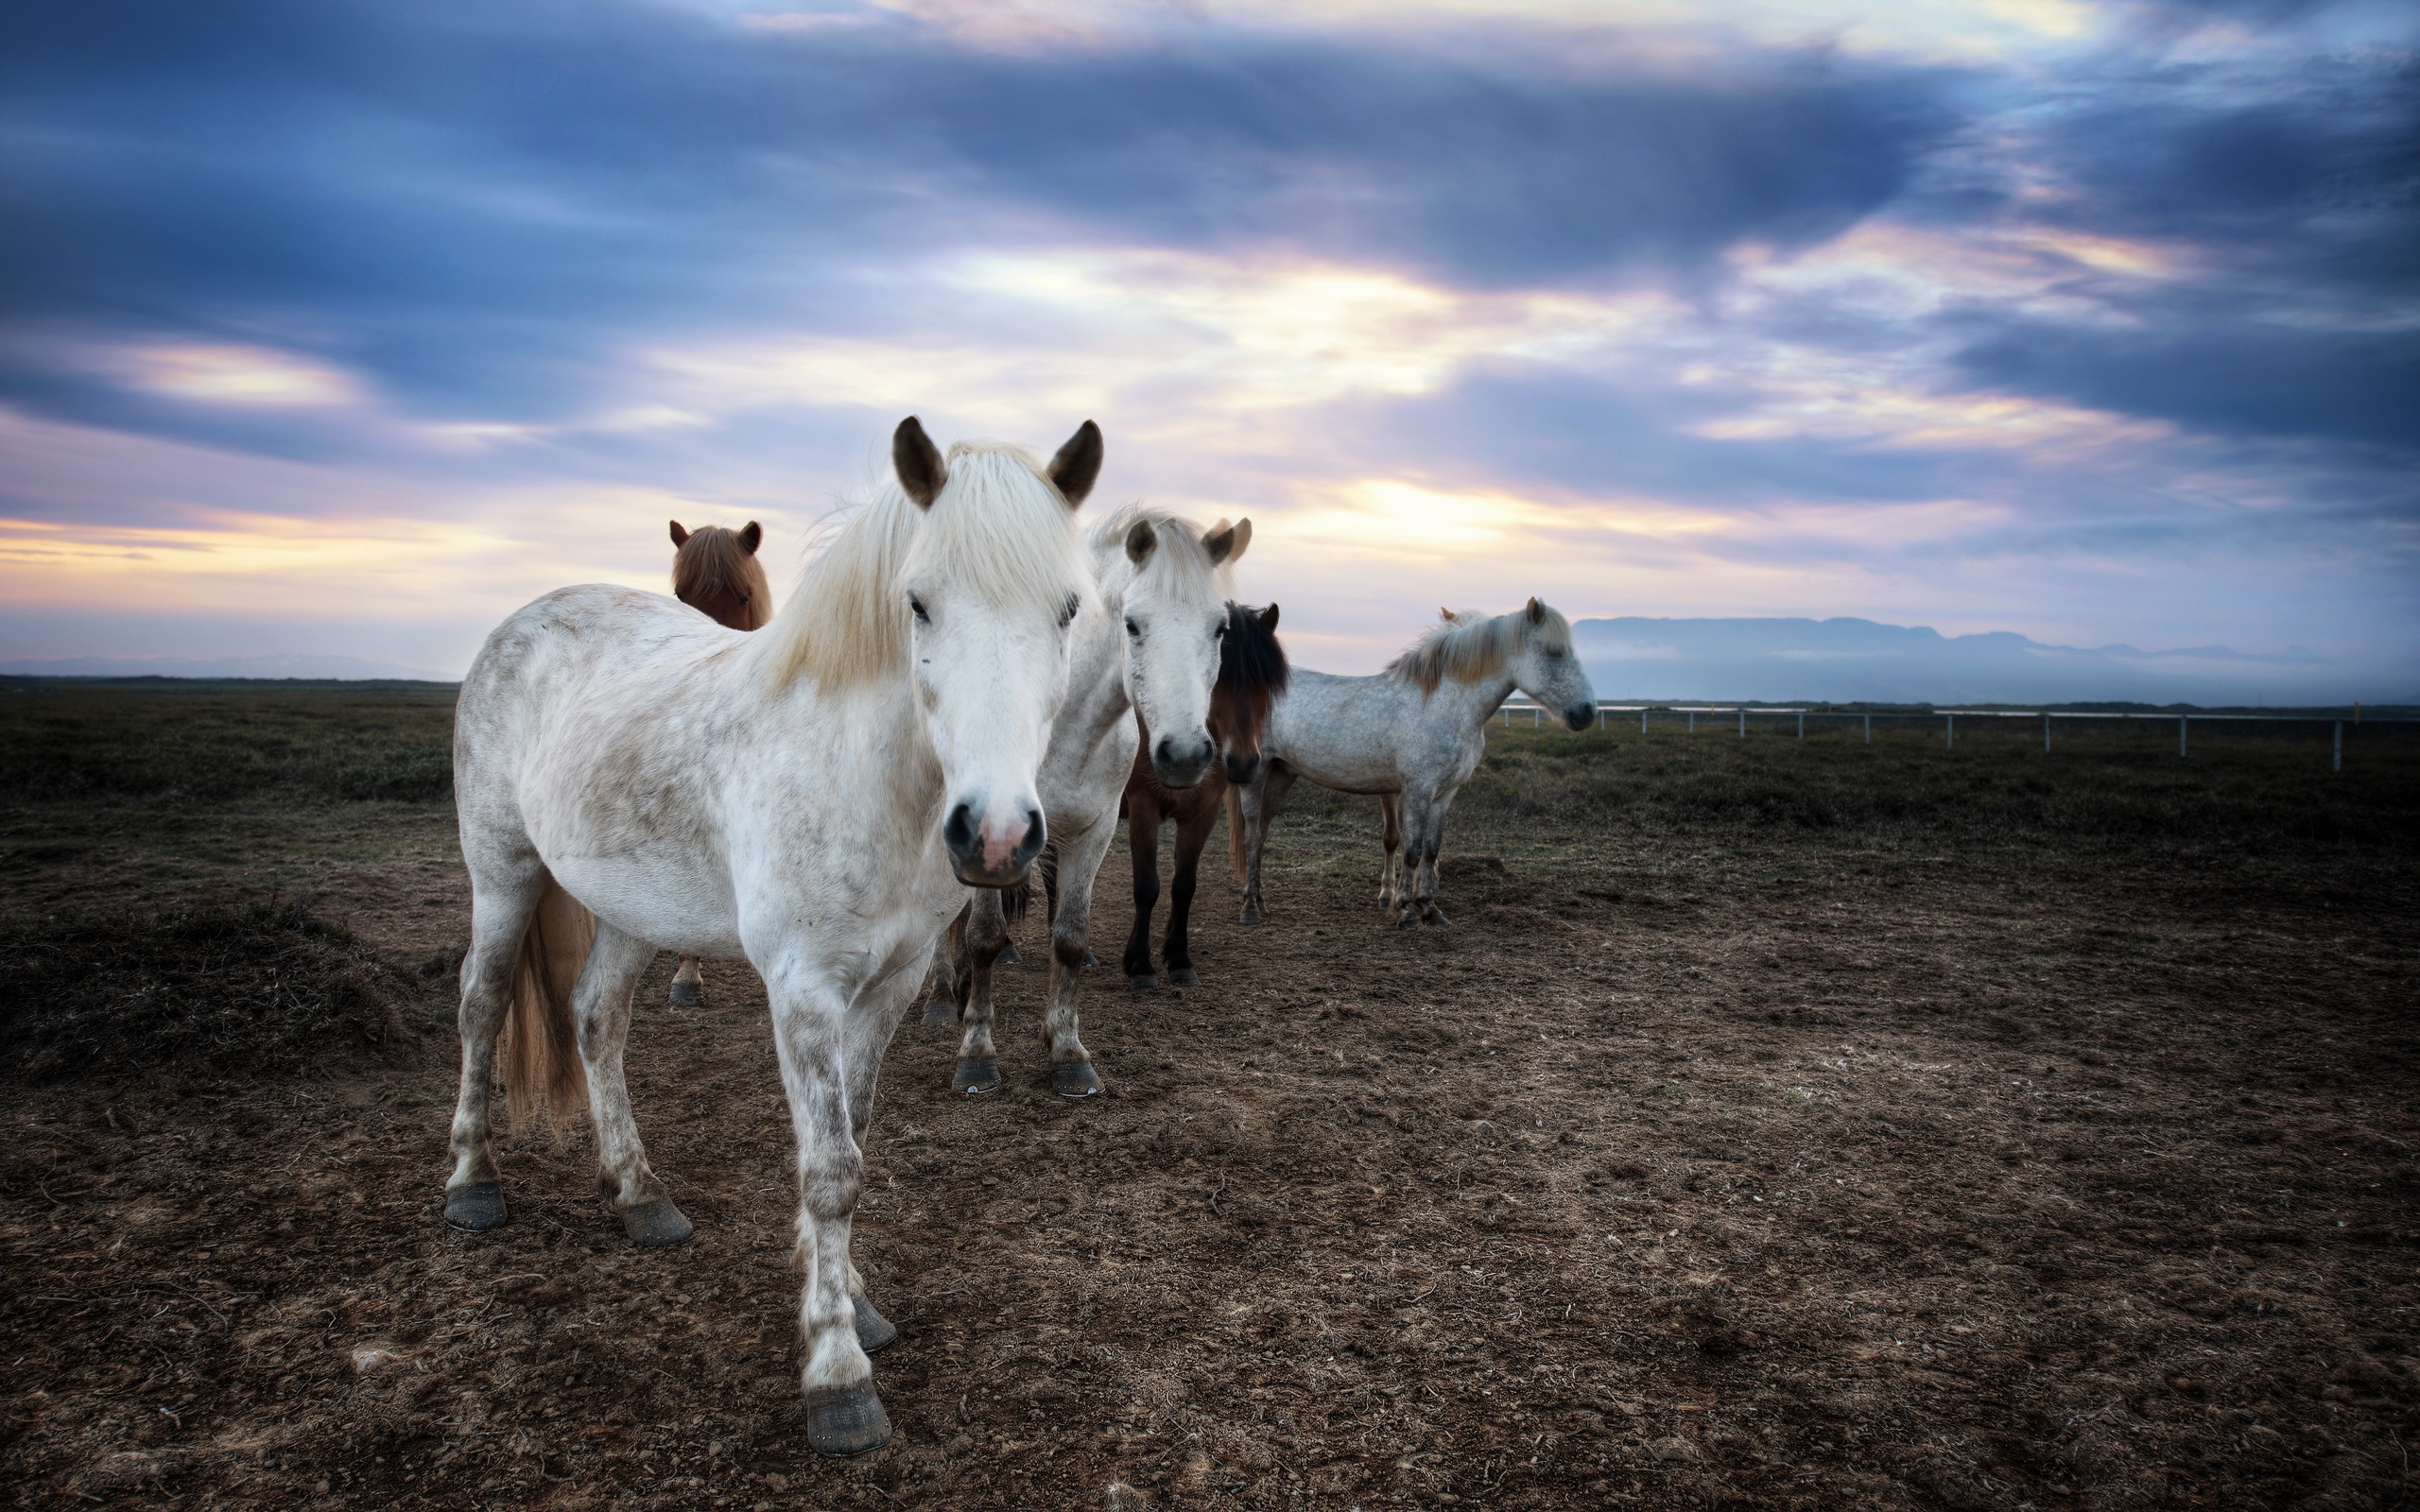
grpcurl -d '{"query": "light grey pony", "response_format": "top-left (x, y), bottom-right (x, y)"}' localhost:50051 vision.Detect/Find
top-left (932, 507), bottom-right (1247, 1096)
top-left (444, 418), bottom-right (1100, 1457)
top-left (1233, 599), bottom-right (1596, 928)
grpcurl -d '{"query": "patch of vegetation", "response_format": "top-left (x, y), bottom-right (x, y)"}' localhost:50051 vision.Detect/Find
top-left (0, 684), bottom-right (456, 804)
top-left (0, 900), bottom-right (433, 1080)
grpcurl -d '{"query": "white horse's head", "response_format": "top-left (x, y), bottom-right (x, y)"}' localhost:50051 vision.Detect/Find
top-left (1094, 509), bottom-right (1250, 789)
top-left (1505, 598), bottom-right (1597, 730)
top-left (896, 418), bottom-right (1103, 886)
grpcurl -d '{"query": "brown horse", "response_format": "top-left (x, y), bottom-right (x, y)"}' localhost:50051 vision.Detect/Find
top-left (1121, 601), bottom-right (1288, 989)
top-left (666, 518), bottom-right (771, 1006)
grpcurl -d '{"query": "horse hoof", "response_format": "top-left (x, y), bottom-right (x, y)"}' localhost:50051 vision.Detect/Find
top-left (953, 1059), bottom-right (1000, 1094)
top-left (804, 1385), bottom-right (891, 1457)
top-left (1396, 912), bottom-right (1421, 931)
top-left (1422, 907), bottom-right (1450, 927)
top-left (997, 944), bottom-right (1022, 968)
top-left (1167, 969), bottom-right (1199, 987)
top-left (1238, 908), bottom-right (1261, 926)
top-left (621, 1199), bottom-right (695, 1247)
top-left (667, 980), bottom-right (704, 1008)
top-left (1127, 974), bottom-right (1157, 992)
top-left (853, 1294), bottom-right (899, 1354)
top-left (921, 998), bottom-right (959, 1028)
top-left (1083, 950), bottom-right (1099, 969)
top-left (1053, 1062), bottom-right (1103, 1098)
top-left (443, 1181), bottom-right (507, 1232)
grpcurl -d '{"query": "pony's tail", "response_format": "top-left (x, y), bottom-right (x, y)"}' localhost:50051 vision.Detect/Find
top-left (1226, 786), bottom-right (1248, 885)
top-left (503, 874), bottom-right (592, 1135)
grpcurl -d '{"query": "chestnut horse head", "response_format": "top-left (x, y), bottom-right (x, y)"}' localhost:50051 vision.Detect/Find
top-left (1210, 601), bottom-right (1288, 785)
top-left (669, 519), bottom-right (772, 631)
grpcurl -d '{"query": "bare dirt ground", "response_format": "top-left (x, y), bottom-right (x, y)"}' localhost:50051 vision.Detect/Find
top-left (5, 713), bottom-right (2418, 1511)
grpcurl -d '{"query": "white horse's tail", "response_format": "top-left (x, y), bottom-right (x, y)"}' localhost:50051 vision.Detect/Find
top-left (1226, 785), bottom-right (1247, 885)
top-left (504, 874), bottom-right (592, 1132)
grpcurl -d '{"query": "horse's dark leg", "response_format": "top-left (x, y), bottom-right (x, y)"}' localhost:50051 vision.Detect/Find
top-left (444, 860), bottom-right (548, 1232)
top-left (923, 903), bottom-right (970, 1027)
top-left (952, 889), bottom-right (1011, 1093)
top-left (1409, 787), bottom-right (1459, 927)
top-left (1163, 789), bottom-right (1219, 986)
top-left (1392, 793), bottom-right (1436, 929)
top-left (1376, 794), bottom-right (1404, 916)
top-left (1123, 793), bottom-right (1164, 990)
top-left (1039, 818), bottom-right (1114, 1096)
top-left (1236, 763), bottom-right (1296, 924)
top-left (573, 920), bottom-right (693, 1246)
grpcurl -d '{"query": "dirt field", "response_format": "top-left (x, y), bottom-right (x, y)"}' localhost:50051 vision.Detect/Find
top-left (4, 687), bottom-right (2416, 1510)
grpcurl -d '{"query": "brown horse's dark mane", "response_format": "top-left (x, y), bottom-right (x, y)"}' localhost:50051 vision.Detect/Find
top-left (1208, 600), bottom-right (1288, 759)
top-left (670, 521), bottom-right (772, 632)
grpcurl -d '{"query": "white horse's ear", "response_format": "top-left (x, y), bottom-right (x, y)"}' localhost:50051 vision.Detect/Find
top-left (1203, 518), bottom-right (1248, 566)
top-left (738, 522), bottom-right (762, 556)
top-left (1526, 596), bottom-right (1547, 625)
top-left (670, 521), bottom-right (690, 547)
top-left (1048, 421), bottom-right (1103, 507)
top-left (1440, 606), bottom-right (1455, 622)
top-left (893, 417), bottom-right (946, 509)
top-left (1259, 602), bottom-right (1280, 631)
top-left (1125, 517), bottom-right (1158, 564)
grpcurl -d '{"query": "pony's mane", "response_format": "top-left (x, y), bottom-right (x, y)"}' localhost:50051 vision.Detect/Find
top-left (1386, 602), bottom-right (1572, 696)
top-left (1089, 504), bottom-right (1237, 603)
top-left (671, 525), bottom-right (773, 631)
top-left (761, 442), bottom-right (1096, 692)
top-left (1220, 602), bottom-right (1289, 700)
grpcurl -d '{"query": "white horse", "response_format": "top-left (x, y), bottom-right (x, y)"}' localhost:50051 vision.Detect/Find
top-left (1234, 599), bottom-right (1596, 927)
top-left (444, 417), bottom-right (1101, 1457)
top-left (934, 507), bottom-right (1248, 1095)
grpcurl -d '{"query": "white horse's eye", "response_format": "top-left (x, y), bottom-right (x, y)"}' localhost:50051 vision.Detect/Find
top-left (908, 595), bottom-right (930, 624)
top-left (1062, 593), bottom-right (1080, 627)
top-left (1214, 623), bottom-right (1228, 640)
top-left (1124, 617), bottom-right (1140, 638)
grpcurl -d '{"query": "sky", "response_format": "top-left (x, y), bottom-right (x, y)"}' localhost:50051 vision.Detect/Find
top-left (2, 0), bottom-right (2414, 691)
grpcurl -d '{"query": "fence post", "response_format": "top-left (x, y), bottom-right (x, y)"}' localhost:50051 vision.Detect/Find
top-left (2179, 715), bottom-right (2187, 758)
top-left (1738, 709), bottom-right (1746, 739)
top-left (1641, 710), bottom-right (1648, 735)
top-left (1532, 706), bottom-right (1541, 729)
top-left (1797, 712), bottom-right (1805, 740)
top-left (1945, 713), bottom-right (1955, 749)
top-left (2334, 721), bottom-right (2342, 772)
top-left (1863, 713), bottom-right (1871, 744)
top-left (1688, 712), bottom-right (1695, 734)
top-left (2042, 711), bottom-right (2049, 753)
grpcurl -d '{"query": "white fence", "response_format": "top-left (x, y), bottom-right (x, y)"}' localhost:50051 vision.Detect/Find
top-left (1495, 702), bottom-right (2411, 772)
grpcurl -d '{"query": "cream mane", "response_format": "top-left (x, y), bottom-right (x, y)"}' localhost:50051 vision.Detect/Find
top-left (1386, 602), bottom-right (1573, 696)
top-left (762, 441), bottom-right (1097, 692)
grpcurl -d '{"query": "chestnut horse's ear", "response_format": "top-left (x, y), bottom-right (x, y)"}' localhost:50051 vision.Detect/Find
top-left (1125, 517), bottom-right (1157, 564)
top-left (1526, 596), bottom-right (1547, 625)
top-left (670, 521), bottom-right (690, 547)
top-left (1258, 602), bottom-right (1280, 631)
top-left (1047, 420), bottom-right (1103, 507)
top-left (738, 521), bottom-right (762, 555)
top-left (1203, 517), bottom-right (1250, 566)
top-left (893, 416), bottom-right (946, 509)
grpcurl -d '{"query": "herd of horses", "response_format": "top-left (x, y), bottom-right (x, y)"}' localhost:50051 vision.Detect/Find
top-left (443, 419), bottom-right (1598, 1454)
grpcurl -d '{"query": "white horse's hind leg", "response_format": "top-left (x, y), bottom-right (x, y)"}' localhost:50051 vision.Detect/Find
top-left (951, 887), bottom-right (1011, 1093)
top-left (668, 954), bottom-right (706, 1008)
top-left (1236, 763), bottom-right (1296, 924)
top-left (1377, 794), bottom-right (1404, 913)
top-left (766, 972), bottom-right (890, 1456)
top-left (573, 920), bottom-right (691, 1246)
top-left (1039, 818), bottom-right (1114, 1097)
top-left (444, 859), bottom-right (547, 1230)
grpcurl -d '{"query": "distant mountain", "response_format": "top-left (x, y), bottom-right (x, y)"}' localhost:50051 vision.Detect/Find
top-left (1568, 617), bottom-right (2395, 705)
top-left (0, 653), bottom-right (455, 682)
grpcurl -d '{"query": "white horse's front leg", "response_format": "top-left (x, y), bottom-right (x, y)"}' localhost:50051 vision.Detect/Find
top-left (574, 920), bottom-right (691, 1245)
top-left (1377, 794), bottom-right (1404, 913)
top-left (1039, 818), bottom-right (1115, 1097)
top-left (839, 954), bottom-right (919, 1356)
top-left (1409, 787), bottom-right (1458, 927)
top-left (767, 971), bottom-right (890, 1456)
top-left (951, 886), bottom-right (1011, 1093)
top-left (668, 953), bottom-right (706, 1008)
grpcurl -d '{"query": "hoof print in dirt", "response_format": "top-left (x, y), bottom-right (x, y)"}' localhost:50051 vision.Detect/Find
top-left (443, 1181), bottom-right (507, 1232)
top-left (920, 998), bottom-right (959, 1028)
top-left (953, 1058), bottom-right (1000, 1094)
top-left (620, 1199), bottom-right (695, 1247)
top-left (804, 1385), bottom-right (891, 1457)
top-left (1053, 1061), bottom-right (1103, 1098)
top-left (667, 980), bottom-right (704, 1008)
top-left (852, 1294), bottom-right (899, 1353)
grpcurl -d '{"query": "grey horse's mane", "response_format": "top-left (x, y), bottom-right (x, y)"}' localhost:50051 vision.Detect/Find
top-left (1386, 603), bottom-right (1572, 696)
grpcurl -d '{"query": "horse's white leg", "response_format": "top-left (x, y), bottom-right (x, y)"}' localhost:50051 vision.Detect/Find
top-left (1236, 763), bottom-right (1296, 925)
top-left (951, 886), bottom-right (1011, 1093)
top-left (765, 970), bottom-right (890, 1456)
top-left (668, 953), bottom-right (706, 1009)
top-left (572, 920), bottom-right (692, 1246)
top-left (1392, 792), bottom-right (1438, 929)
top-left (444, 857), bottom-right (547, 1231)
top-left (1411, 786), bottom-right (1460, 927)
top-left (840, 955), bottom-right (920, 1356)
top-left (1038, 817), bottom-right (1115, 1097)
top-left (1377, 794), bottom-right (1404, 913)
